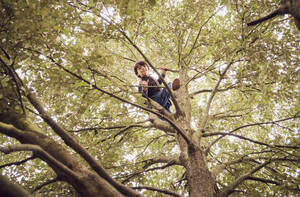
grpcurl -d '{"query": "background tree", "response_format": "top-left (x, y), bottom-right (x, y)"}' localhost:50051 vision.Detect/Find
top-left (0, 0), bottom-right (299, 197)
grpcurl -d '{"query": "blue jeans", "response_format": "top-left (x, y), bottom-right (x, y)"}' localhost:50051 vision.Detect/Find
top-left (149, 83), bottom-right (171, 112)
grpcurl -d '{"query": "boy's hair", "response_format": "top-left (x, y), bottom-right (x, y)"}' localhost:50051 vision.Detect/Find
top-left (134, 61), bottom-right (149, 77)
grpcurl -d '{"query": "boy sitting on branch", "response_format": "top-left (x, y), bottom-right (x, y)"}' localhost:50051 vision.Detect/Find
top-left (134, 61), bottom-right (180, 113)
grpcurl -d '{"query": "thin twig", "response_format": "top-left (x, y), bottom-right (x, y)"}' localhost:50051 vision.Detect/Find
top-left (0, 156), bottom-right (36, 169)
top-left (205, 113), bottom-right (300, 155)
top-left (31, 178), bottom-right (59, 193)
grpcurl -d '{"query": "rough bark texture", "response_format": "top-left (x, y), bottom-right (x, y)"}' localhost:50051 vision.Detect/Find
top-left (187, 146), bottom-right (215, 197)
top-left (175, 70), bottom-right (215, 197)
top-left (0, 174), bottom-right (32, 197)
top-left (0, 111), bottom-right (122, 197)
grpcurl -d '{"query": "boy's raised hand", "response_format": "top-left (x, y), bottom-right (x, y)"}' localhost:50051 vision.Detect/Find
top-left (160, 67), bottom-right (167, 75)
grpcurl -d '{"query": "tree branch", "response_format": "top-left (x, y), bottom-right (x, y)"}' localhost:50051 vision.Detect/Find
top-left (25, 91), bottom-right (142, 197)
top-left (186, 56), bottom-right (223, 86)
top-left (189, 84), bottom-right (237, 98)
top-left (31, 178), bottom-right (59, 193)
top-left (205, 114), bottom-right (299, 154)
top-left (0, 121), bottom-right (27, 140)
top-left (203, 132), bottom-right (300, 149)
top-left (245, 176), bottom-right (280, 185)
top-left (0, 174), bottom-right (32, 197)
top-left (142, 156), bottom-right (181, 169)
top-left (199, 61), bottom-right (233, 130)
top-left (149, 114), bottom-right (177, 134)
top-left (132, 186), bottom-right (183, 197)
top-left (0, 155), bottom-right (36, 169)
top-left (184, 6), bottom-right (224, 59)
top-left (192, 61), bottom-right (234, 143)
top-left (0, 45), bottom-right (10, 60)
top-left (0, 144), bottom-right (78, 179)
top-left (70, 120), bottom-right (151, 133)
top-left (219, 160), bottom-right (271, 197)
top-left (121, 160), bottom-right (179, 184)
top-left (212, 156), bottom-right (247, 178)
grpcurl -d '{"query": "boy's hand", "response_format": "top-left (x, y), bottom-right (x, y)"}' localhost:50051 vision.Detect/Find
top-left (160, 67), bottom-right (167, 75)
top-left (140, 78), bottom-right (149, 91)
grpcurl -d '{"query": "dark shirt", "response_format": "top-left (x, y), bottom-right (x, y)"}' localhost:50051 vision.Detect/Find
top-left (138, 74), bottom-right (165, 98)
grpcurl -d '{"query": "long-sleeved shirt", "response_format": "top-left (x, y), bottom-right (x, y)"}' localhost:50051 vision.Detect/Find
top-left (138, 74), bottom-right (165, 98)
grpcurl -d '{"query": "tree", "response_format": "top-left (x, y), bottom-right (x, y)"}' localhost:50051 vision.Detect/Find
top-left (0, 0), bottom-right (299, 196)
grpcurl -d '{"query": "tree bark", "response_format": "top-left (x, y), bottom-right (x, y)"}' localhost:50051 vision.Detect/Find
top-left (174, 70), bottom-right (215, 196)
top-left (0, 113), bottom-right (123, 197)
top-left (186, 146), bottom-right (215, 197)
top-left (0, 174), bottom-right (32, 197)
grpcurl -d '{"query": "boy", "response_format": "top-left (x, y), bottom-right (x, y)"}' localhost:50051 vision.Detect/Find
top-left (134, 61), bottom-right (180, 112)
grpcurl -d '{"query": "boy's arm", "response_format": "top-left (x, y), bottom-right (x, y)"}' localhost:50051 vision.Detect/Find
top-left (138, 79), bottom-right (148, 97)
top-left (158, 67), bottom-right (167, 84)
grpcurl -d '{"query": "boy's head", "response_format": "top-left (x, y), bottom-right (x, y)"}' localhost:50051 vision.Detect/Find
top-left (134, 61), bottom-right (149, 78)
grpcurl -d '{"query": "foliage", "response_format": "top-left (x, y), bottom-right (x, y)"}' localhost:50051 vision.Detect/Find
top-left (0, 0), bottom-right (299, 196)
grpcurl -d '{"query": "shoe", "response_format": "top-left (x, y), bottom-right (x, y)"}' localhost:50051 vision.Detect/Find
top-left (172, 78), bottom-right (180, 91)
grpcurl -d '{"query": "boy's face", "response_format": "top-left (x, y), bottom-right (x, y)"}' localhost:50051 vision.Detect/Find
top-left (137, 65), bottom-right (148, 77)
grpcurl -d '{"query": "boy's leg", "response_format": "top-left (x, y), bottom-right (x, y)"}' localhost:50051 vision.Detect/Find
top-left (159, 88), bottom-right (171, 112)
top-left (150, 88), bottom-right (171, 112)
top-left (150, 80), bottom-right (180, 113)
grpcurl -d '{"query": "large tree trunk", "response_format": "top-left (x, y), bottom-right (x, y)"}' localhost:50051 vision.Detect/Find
top-left (187, 146), bottom-right (215, 197)
top-left (177, 134), bottom-right (215, 197)
top-left (175, 71), bottom-right (215, 197)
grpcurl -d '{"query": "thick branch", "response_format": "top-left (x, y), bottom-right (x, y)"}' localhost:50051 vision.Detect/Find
top-left (132, 186), bottom-right (183, 197)
top-left (247, 8), bottom-right (283, 26)
top-left (0, 144), bottom-right (78, 179)
top-left (149, 113), bottom-right (177, 133)
top-left (0, 121), bottom-right (31, 142)
top-left (0, 174), bottom-right (32, 197)
top-left (25, 91), bottom-right (142, 197)
top-left (142, 156), bottom-right (181, 169)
